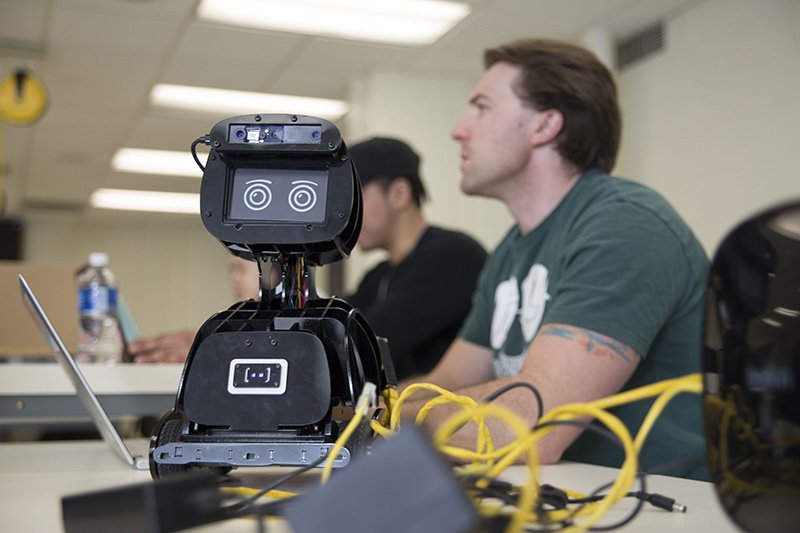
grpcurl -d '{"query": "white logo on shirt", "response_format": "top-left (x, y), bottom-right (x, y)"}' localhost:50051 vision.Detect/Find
top-left (520, 264), bottom-right (550, 341)
top-left (490, 264), bottom-right (551, 377)
top-left (490, 278), bottom-right (519, 350)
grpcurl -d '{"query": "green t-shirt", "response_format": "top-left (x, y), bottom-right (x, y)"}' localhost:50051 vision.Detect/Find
top-left (459, 169), bottom-right (709, 479)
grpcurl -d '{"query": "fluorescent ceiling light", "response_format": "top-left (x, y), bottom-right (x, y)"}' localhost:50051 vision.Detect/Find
top-left (112, 148), bottom-right (205, 178)
top-left (91, 188), bottom-right (199, 215)
top-left (150, 84), bottom-right (349, 120)
top-left (197, 0), bottom-right (470, 46)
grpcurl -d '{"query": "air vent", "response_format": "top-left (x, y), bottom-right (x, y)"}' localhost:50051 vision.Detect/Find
top-left (616, 23), bottom-right (664, 70)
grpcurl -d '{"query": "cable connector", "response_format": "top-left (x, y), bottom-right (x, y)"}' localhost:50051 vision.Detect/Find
top-left (636, 491), bottom-right (687, 512)
top-left (190, 134), bottom-right (212, 172)
top-left (356, 381), bottom-right (377, 412)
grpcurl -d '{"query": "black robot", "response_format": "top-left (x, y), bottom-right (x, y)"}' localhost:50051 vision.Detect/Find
top-left (149, 114), bottom-right (396, 479)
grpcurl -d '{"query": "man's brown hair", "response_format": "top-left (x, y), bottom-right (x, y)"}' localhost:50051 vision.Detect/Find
top-left (485, 38), bottom-right (621, 173)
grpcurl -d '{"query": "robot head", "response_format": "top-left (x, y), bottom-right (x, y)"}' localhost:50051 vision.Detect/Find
top-left (199, 114), bottom-right (361, 266)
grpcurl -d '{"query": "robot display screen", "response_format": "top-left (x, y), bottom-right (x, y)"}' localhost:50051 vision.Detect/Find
top-left (228, 168), bottom-right (328, 223)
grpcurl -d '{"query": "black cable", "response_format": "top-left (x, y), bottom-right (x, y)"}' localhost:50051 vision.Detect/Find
top-left (579, 479), bottom-right (647, 531)
top-left (482, 381), bottom-right (545, 425)
top-left (191, 135), bottom-right (210, 172)
top-left (460, 417), bottom-right (646, 532)
top-left (477, 376), bottom-right (696, 528)
top-left (224, 455), bottom-right (326, 515)
top-left (436, 381), bottom-right (546, 446)
top-left (468, 390), bottom-right (687, 531)
top-left (248, 496), bottom-right (297, 524)
top-left (568, 491), bottom-right (686, 513)
top-left (535, 419), bottom-right (648, 531)
top-left (474, 418), bottom-right (645, 532)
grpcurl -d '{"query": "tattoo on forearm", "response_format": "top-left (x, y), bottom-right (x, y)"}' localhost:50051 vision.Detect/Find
top-left (539, 325), bottom-right (634, 364)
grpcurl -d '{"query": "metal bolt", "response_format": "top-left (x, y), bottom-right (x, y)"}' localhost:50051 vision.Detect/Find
top-left (305, 224), bottom-right (313, 231)
top-left (338, 212), bottom-right (344, 219)
top-left (245, 339), bottom-right (252, 347)
top-left (254, 115), bottom-right (262, 122)
top-left (270, 339), bottom-right (278, 346)
top-left (235, 223), bottom-right (243, 230)
top-left (213, 141), bottom-right (220, 147)
top-left (204, 210), bottom-right (212, 217)
top-left (291, 115), bottom-right (298, 122)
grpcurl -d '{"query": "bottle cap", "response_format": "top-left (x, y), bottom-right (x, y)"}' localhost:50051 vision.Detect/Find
top-left (87, 252), bottom-right (109, 267)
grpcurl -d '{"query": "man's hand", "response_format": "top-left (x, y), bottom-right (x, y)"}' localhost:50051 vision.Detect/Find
top-left (129, 329), bottom-right (196, 363)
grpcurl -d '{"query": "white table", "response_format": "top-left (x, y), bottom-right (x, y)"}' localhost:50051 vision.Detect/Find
top-left (0, 363), bottom-right (183, 421)
top-left (0, 438), bottom-right (741, 533)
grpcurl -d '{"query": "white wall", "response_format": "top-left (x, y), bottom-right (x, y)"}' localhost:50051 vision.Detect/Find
top-left (616, 0), bottom-right (800, 254)
top-left (22, 209), bottom-right (233, 337)
top-left (343, 70), bottom-right (512, 292)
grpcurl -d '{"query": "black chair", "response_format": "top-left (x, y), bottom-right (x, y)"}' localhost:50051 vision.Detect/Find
top-left (704, 200), bottom-right (800, 533)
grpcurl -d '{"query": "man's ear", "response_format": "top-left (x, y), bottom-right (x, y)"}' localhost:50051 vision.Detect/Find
top-left (387, 178), bottom-right (414, 209)
top-left (530, 109), bottom-right (564, 147)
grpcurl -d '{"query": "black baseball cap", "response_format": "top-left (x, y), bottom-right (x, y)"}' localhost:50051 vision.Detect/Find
top-left (349, 137), bottom-right (427, 205)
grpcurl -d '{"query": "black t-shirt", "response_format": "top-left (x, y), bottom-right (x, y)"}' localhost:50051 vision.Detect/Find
top-left (348, 226), bottom-right (487, 380)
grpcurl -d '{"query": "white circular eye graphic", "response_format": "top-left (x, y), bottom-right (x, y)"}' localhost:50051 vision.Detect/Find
top-left (243, 179), bottom-right (272, 211)
top-left (288, 180), bottom-right (318, 213)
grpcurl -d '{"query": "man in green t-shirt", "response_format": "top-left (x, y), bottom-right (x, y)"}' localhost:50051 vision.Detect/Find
top-left (404, 38), bottom-right (709, 479)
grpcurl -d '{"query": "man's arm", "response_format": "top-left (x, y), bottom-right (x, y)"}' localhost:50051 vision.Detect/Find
top-left (401, 337), bottom-right (495, 392)
top-left (401, 323), bottom-right (640, 463)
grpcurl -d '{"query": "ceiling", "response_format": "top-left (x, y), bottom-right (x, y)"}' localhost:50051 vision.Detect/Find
top-left (0, 0), bottom-right (703, 216)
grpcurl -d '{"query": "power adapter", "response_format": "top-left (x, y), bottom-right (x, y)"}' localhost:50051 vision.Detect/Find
top-left (61, 471), bottom-right (224, 533)
top-left (282, 425), bottom-right (479, 533)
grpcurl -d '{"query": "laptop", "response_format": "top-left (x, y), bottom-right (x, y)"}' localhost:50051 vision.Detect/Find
top-left (18, 274), bottom-right (150, 470)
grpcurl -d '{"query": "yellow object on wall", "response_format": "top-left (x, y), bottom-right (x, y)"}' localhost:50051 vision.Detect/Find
top-left (0, 68), bottom-right (49, 126)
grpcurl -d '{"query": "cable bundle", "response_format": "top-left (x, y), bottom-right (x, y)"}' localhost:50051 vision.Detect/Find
top-left (362, 374), bottom-right (702, 532)
top-left (283, 256), bottom-right (308, 308)
top-left (225, 374), bottom-right (702, 532)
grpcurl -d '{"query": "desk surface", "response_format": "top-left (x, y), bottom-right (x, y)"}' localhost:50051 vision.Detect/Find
top-left (0, 438), bottom-right (741, 533)
top-left (0, 363), bottom-right (184, 395)
top-left (0, 363), bottom-right (183, 421)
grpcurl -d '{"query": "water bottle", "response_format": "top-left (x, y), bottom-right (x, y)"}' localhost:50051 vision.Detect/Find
top-left (77, 252), bottom-right (123, 363)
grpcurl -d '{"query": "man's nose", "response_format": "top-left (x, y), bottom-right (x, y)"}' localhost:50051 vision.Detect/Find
top-left (451, 115), bottom-right (468, 141)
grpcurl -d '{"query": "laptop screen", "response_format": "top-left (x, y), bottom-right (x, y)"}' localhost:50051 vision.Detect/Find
top-left (18, 274), bottom-right (142, 468)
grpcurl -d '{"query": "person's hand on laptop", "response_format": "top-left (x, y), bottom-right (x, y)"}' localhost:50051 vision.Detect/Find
top-left (129, 329), bottom-right (195, 363)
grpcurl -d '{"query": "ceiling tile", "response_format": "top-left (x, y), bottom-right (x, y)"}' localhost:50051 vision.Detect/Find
top-left (48, 6), bottom-right (185, 55)
top-left (258, 37), bottom-right (423, 99)
top-left (124, 113), bottom-right (216, 152)
top-left (160, 23), bottom-right (308, 91)
top-left (55, 0), bottom-right (196, 19)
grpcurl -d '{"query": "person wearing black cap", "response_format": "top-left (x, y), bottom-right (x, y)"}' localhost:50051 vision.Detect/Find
top-left (347, 137), bottom-right (487, 381)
